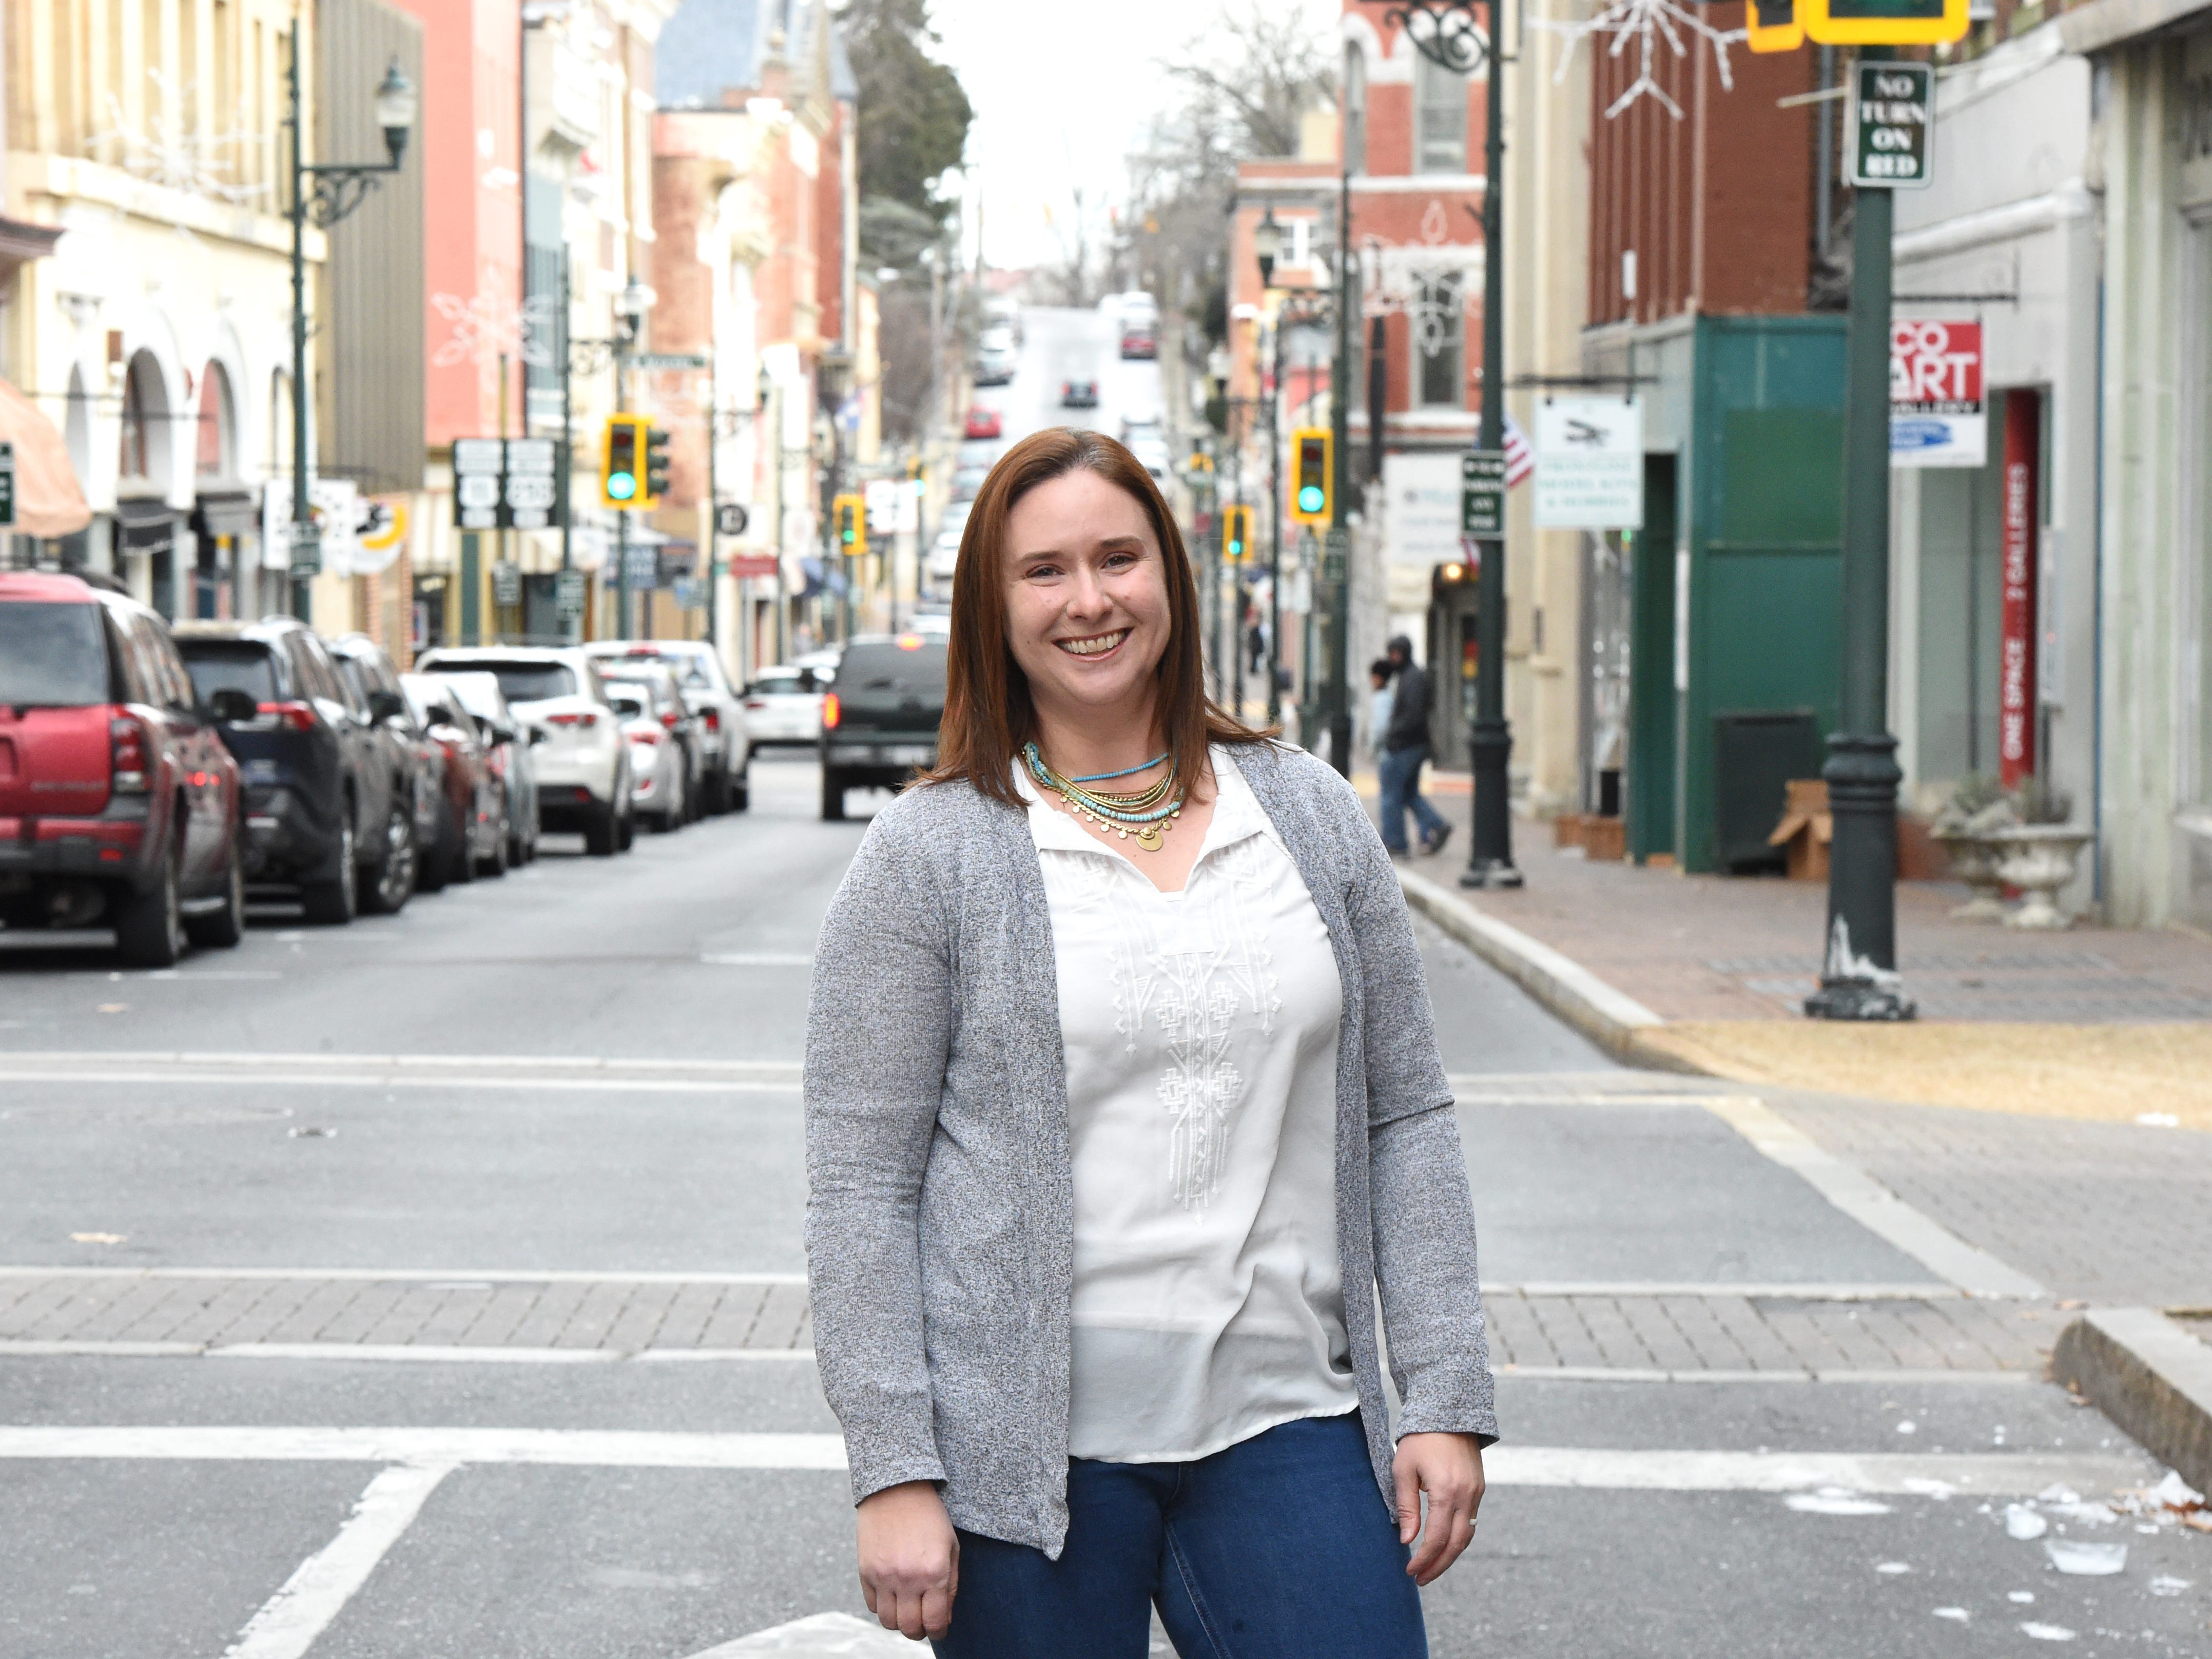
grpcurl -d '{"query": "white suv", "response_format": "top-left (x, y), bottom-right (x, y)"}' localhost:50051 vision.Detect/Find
top-left (584, 640), bottom-right (752, 813)
top-left (415, 646), bottom-right (634, 856)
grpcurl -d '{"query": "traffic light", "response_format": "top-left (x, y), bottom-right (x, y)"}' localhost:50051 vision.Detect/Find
top-left (642, 423), bottom-right (672, 508)
top-left (1290, 428), bottom-right (1331, 525)
top-left (1221, 504), bottom-right (1252, 566)
top-left (1745, 0), bottom-right (1804, 49)
top-left (833, 493), bottom-right (866, 557)
top-left (600, 413), bottom-right (646, 508)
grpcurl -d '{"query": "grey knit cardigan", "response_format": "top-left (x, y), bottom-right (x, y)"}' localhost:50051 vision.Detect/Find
top-left (803, 739), bottom-right (1496, 1558)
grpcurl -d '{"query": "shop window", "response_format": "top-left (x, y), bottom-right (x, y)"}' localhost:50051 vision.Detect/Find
top-left (118, 351), bottom-right (170, 483)
top-left (1415, 53), bottom-right (1468, 174)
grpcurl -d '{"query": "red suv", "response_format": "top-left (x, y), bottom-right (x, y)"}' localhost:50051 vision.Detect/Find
top-left (0, 572), bottom-right (245, 966)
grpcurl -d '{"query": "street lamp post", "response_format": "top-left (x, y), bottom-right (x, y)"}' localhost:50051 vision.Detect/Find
top-left (818, 346), bottom-right (854, 642)
top-left (285, 25), bottom-right (415, 621)
top-left (610, 277), bottom-right (654, 641)
top-left (1377, 0), bottom-right (1520, 887)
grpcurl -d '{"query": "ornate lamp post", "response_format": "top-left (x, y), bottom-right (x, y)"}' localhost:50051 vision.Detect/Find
top-left (1363, 0), bottom-right (1519, 886)
top-left (286, 32), bottom-right (415, 620)
top-left (818, 345), bottom-right (855, 642)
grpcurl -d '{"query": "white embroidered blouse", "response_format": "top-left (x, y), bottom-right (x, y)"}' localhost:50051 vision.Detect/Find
top-left (1017, 745), bottom-right (1361, 1462)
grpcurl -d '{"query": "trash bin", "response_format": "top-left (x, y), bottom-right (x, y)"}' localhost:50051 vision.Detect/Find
top-left (1712, 709), bottom-right (1824, 875)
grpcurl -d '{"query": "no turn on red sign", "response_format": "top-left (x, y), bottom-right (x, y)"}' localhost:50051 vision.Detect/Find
top-left (1890, 319), bottom-right (1984, 469)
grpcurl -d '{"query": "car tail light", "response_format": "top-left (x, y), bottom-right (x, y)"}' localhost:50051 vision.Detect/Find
top-left (744, 698), bottom-right (766, 711)
top-left (545, 711), bottom-right (598, 730)
top-left (109, 713), bottom-right (149, 793)
top-left (659, 709), bottom-right (680, 730)
top-left (822, 692), bottom-right (841, 729)
top-left (702, 709), bottom-right (721, 732)
top-left (257, 700), bottom-right (317, 733)
top-left (631, 727), bottom-right (662, 746)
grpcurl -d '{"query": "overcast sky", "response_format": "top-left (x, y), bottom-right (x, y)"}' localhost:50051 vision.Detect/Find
top-left (928, 0), bottom-right (1337, 273)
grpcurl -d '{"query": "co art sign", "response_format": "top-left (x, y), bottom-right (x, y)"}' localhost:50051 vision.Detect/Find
top-left (1890, 319), bottom-right (1984, 469)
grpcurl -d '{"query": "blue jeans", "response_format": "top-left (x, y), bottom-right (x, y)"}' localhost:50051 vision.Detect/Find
top-left (1378, 744), bottom-right (1447, 853)
top-left (933, 1412), bottom-right (1425, 1659)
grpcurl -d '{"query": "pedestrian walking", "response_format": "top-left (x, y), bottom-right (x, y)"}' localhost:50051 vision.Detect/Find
top-left (1377, 635), bottom-right (1451, 858)
top-left (1368, 656), bottom-right (1396, 766)
top-left (805, 426), bottom-right (1495, 1656)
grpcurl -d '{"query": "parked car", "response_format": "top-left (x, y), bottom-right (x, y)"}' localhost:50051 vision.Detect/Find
top-left (604, 681), bottom-right (688, 831)
top-left (1119, 415), bottom-right (1165, 446)
top-left (819, 633), bottom-right (949, 821)
top-left (414, 646), bottom-right (632, 856)
top-left (177, 617), bottom-right (413, 923)
top-left (329, 633), bottom-right (441, 900)
top-left (438, 670), bottom-right (541, 867)
top-left (584, 640), bottom-right (750, 812)
top-left (974, 345), bottom-right (1017, 387)
top-left (397, 674), bottom-right (502, 889)
top-left (1061, 378), bottom-right (1099, 409)
top-left (742, 665), bottom-right (829, 746)
top-left (949, 464), bottom-right (991, 503)
top-left (0, 571), bottom-right (244, 966)
top-left (594, 659), bottom-right (699, 825)
top-left (1128, 435), bottom-right (1171, 483)
top-left (963, 404), bottom-right (1002, 440)
top-left (1119, 324), bottom-right (1157, 360)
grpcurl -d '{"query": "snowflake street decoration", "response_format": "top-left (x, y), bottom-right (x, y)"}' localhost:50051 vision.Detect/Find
top-left (1534, 0), bottom-right (1748, 120)
top-left (1360, 200), bottom-right (1482, 360)
top-left (91, 74), bottom-right (268, 206)
top-left (431, 292), bottom-right (557, 370)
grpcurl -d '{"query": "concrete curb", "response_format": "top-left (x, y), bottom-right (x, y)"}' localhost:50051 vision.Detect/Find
top-left (1395, 866), bottom-right (1697, 1072)
top-left (2051, 1309), bottom-right (2212, 1495)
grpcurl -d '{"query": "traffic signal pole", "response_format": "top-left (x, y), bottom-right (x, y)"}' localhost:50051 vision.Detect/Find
top-left (615, 355), bottom-right (631, 640)
top-left (1807, 44), bottom-right (1914, 1020)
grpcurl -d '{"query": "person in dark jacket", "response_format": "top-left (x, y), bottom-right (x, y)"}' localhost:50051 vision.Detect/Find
top-left (1377, 636), bottom-right (1451, 857)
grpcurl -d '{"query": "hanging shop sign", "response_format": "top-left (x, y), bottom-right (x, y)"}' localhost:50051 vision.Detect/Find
top-left (1381, 452), bottom-right (1467, 568)
top-left (1889, 319), bottom-right (1984, 468)
top-left (714, 502), bottom-right (751, 537)
top-left (350, 497), bottom-right (410, 576)
top-left (0, 441), bottom-right (15, 529)
top-left (725, 553), bottom-right (780, 580)
top-left (1533, 397), bottom-right (1644, 530)
top-left (555, 567), bottom-right (588, 623)
top-left (1849, 61), bottom-right (1934, 188)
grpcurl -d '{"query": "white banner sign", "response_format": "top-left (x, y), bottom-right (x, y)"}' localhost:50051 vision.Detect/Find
top-left (1534, 397), bottom-right (1643, 530)
top-left (1890, 319), bottom-right (1985, 469)
top-left (1381, 452), bottom-right (1465, 567)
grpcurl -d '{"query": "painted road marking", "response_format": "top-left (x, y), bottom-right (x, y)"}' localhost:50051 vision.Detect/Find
top-left (1701, 1094), bottom-right (2047, 1299)
top-left (222, 1462), bottom-right (451, 1659)
top-left (0, 1069), bottom-right (801, 1094)
top-left (0, 1265), bottom-right (807, 1284)
top-left (687, 1612), bottom-right (914, 1657)
top-left (0, 1426), bottom-right (2147, 1495)
top-left (0, 1341), bottom-right (817, 1363)
top-left (0, 1050), bottom-right (803, 1075)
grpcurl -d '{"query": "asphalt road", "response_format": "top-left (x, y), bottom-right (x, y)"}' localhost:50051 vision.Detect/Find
top-left (4, 704), bottom-right (2206, 1649)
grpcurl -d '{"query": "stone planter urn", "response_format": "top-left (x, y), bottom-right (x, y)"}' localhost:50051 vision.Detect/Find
top-left (1991, 826), bottom-right (2095, 930)
top-left (1932, 829), bottom-right (2008, 922)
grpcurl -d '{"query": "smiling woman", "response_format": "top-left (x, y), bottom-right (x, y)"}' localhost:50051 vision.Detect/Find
top-left (804, 423), bottom-right (1498, 1654)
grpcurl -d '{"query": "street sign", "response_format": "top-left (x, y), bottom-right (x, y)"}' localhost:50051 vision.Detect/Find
top-left (623, 541), bottom-right (657, 590)
top-left (726, 553), bottom-right (779, 580)
top-left (287, 530), bottom-right (322, 577)
top-left (1849, 61), bottom-right (1934, 189)
top-left (0, 441), bottom-right (15, 529)
top-left (555, 568), bottom-right (587, 622)
top-left (1460, 452), bottom-right (1507, 538)
top-left (1533, 398), bottom-right (1644, 530)
top-left (1805, 0), bottom-right (1967, 46)
top-left (1890, 319), bottom-right (1984, 468)
top-left (456, 436), bottom-right (566, 530)
top-left (503, 437), bottom-right (558, 530)
top-left (453, 438), bottom-right (505, 530)
top-left (714, 502), bottom-right (750, 537)
top-left (627, 352), bottom-right (710, 371)
top-left (492, 561), bottom-right (522, 606)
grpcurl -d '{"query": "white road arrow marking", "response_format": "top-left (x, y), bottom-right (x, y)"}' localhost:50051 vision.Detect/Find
top-left (223, 1462), bottom-right (451, 1659)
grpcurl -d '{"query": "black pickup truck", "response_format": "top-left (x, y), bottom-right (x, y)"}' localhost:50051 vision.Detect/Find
top-left (817, 634), bottom-right (948, 821)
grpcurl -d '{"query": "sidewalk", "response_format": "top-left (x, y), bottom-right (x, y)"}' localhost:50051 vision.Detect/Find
top-left (1362, 766), bottom-right (2212, 1131)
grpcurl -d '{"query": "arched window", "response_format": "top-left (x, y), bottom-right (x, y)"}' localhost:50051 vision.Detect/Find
top-left (64, 366), bottom-right (90, 483)
top-left (118, 351), bottom-right (171, 483)
top-left (196, 360), bottom-right (236, 477)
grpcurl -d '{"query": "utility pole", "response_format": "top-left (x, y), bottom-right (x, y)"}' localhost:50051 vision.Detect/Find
top-left (1325, 136), bottom-right (1355, 778)
top-left (1266, 318), bottom-right (1283, 727)
top-left (614, 350), bottom-right (630, 640)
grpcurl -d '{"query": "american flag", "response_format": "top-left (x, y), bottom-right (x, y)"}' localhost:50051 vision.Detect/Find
top-left (1503, 414), bottom-right (1534, 486)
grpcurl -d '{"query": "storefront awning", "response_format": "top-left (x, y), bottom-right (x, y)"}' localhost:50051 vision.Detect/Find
top-left (191, 487), bottom-right (260, 539)
top-left (0, 374), bottom-right (90, 539)
top-left (114, 497), bottom-right (177, 554)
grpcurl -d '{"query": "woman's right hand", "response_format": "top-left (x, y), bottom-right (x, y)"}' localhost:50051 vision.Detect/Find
top-left (856, 1480), bottom-right (960, 1641)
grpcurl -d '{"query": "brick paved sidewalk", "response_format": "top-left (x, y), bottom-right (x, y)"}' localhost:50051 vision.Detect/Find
top-left (0, 1269), bottom-right (2062, 1378)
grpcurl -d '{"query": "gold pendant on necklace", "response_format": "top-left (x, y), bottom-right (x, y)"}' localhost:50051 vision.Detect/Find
top-left (1134, 824), bottom-right (1164, 852)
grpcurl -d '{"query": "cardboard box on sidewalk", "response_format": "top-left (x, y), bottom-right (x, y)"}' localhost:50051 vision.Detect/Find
top-left (1769, 780), bottom-right (1832, 881)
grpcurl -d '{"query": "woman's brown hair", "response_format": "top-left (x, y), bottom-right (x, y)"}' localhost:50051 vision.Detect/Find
top-left (927, 426), bottom-right (1270, 807)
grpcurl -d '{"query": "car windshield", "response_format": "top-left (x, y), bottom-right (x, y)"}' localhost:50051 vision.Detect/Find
top-left (602, 649), bottom-right (713, 688)
top-left (0, 602), bottom-right (109, 706)
top-left (607, 689), bottom-right (647, 717)
top-left (840, 641), bottom-right (948, 695)
top-left (753, 671), bottom-right (803, 694)
top-left (431, 660), bottom-right (575, 703)
top-left (180, 642), bottom-right (280, 704)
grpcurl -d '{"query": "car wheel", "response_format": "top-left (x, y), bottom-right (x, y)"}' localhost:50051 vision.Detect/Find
top-left (479, 812), bottom-right (511, 878)
top-left (300, 816), bottom-right (359, 926)
top-left (729, 765), bottom-right (750, 814)
top-left (361, 800), bottom-right (416, 916)
top-left (820, 769), bottom-right (846, 822)
top-left (704, 769), bottom-right (733, 815)
top-left (616, 804), bottom-right (636, 852)
top-left (583, 801), bottom-right (618, 858)
top-left (185, 837), bottom-right (247, 949)
top-left (115, 838), bottom-right (187, 968)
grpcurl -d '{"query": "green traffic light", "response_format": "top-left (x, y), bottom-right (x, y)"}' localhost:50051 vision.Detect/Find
top-left (609, 475), bottom-right (637, 501)
top-left (1297, 485), bottom-right (1324, 513)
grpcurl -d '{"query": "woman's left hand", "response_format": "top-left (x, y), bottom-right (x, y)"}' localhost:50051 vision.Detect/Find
top-left (1392, 1431), bottom-right (1486, 1586)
